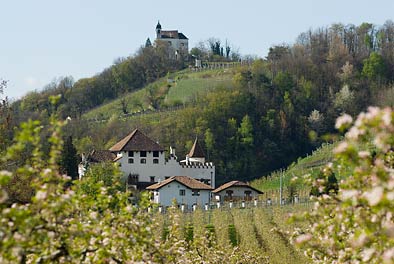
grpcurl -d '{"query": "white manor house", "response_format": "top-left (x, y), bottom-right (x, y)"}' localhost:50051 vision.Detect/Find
top-left (80, 129), bottom-right (215, 190)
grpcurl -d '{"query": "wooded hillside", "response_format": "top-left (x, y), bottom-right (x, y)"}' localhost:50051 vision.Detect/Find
top-left (3, 21), bottom-right (394, 185)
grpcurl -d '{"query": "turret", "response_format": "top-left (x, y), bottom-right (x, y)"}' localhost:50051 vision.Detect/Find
top-left (187, 137), bottom-right (206, 164)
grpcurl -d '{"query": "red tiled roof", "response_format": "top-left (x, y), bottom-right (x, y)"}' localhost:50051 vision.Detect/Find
top-left (146, 176), bottom-right (213, 190)
top-left (188, 138), bottom-right (205, 158)
top-left (212, 181), bottom-right (263, 194)
top-left (88, 150), bottom-right (116, 163)
top-left (109, 129), bottom-right (165, 152)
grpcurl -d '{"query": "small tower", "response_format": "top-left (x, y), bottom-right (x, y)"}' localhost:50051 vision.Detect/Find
top-left (156, 21), bottom-right (162, 39)
top-left (187, 137), bottom-right (206, 164)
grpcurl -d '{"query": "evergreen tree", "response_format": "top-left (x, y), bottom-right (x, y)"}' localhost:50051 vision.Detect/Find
top-left (60, 136), bottom-right (79, 180)
top-left (145, 38), bottom-right (152, 48)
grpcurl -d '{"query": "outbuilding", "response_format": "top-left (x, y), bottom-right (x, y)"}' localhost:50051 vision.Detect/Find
top-left (213, 181), bottom-right (263, 202)
top-left (146, 176), bottom-right (213, 208)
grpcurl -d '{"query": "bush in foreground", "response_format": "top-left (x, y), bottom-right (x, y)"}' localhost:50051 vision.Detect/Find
top-left (295, 107), bottom-right (394, 263)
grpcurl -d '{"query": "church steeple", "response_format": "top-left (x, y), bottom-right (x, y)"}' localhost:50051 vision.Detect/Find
top-left (156, 20), bottom-right (162, 39)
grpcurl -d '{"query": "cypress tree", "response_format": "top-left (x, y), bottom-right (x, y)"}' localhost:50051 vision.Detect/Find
top-left (60, 136), bottom-right (79, 180)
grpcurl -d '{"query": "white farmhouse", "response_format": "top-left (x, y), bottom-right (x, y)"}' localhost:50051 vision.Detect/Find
top-left (146, 176), bottom-right (213, 208)
top-left (109, 129), bottom-right (215, 190)
top-left (155, 21), bottom-right (188, 60)
top-left (212, 181), bottom-right (263, 202)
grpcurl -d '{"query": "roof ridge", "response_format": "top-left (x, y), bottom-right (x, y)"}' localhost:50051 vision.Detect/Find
top-left (109, 129), bottom-right (164, 152)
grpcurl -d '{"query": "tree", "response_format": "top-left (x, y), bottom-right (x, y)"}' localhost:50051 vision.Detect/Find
top-left (59, 136), bottom-right (79, 180)
top-left (297, 107), bottom-right (394, 263)
top-left (204, 128), bottom-right (214, 161)
top-left (145, 38), bottom-right (152, 47)
top-left (0, 79), bottom-right (12, 152)
top-left (362, 52), bottom-right (386, 80)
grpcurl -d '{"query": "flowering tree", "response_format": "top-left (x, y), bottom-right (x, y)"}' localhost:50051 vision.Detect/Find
top-left (296, 107), bottom-right (394, 263)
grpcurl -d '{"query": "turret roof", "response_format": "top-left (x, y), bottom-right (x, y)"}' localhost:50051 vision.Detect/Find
top-left (188, 138), bottom-right (205, 158)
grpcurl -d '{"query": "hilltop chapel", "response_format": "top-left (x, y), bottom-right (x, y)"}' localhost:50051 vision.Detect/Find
top-left (153, 21), bottom-right (189, 60)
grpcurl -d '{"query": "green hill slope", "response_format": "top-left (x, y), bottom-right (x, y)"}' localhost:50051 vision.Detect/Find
top-left (83, 69), bottom-right (235, 121)
top-left (251, 143), bottom-right (335, 194)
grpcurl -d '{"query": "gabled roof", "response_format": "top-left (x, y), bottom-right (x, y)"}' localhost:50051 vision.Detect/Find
top-left (178, 33), bottom-right (188, 40)
top-left (212, 181), bottom-right (264, 194)
top-left (159, 30), bottom-right (188, 40)
top-left (88, 150), bottom-right (116, 163)
top-left (188, 138), bottom-right (205, 158)
top-left (147, 176), bottom-right (213, 190)
top-left (109, 129), bottom-right (165, 152)
top-left (160, 30), bottom-right (179, 39)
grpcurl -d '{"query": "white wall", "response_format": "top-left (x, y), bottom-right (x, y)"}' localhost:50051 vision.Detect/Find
top-left (117, 153), bottom-right (215, 187)
top-left (164, 38), bottom-right (188, 52)
top-left (153, 181), bottom-right (210, 207)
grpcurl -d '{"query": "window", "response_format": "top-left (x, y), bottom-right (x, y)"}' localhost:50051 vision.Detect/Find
top-left (192, 190), bottom-right (200, 196)
top-left (168, 41), bottom-right (172, 46)
top-left (128, 151), bottom-right (133, 157)
top-left (181, 43), bottom-right (185, 46)
top-left (153, 151), bottom-right (159, 157)
top-left (150, 176), bottom-right (155, 182)
top-left (140, 151), bottom-right (147, 157)
top-left (179, 189), bottom-right (185, 196)
top-left (140, 158), bottom-right (146, 164)
top-left (128, 158), bottom-right (134, 164)
top-left (226, 190), bottom-right (234, 198)
top-left (153, 159), bottom-right (159, 164)
top-left (128, 174), bottom-right (138, 185)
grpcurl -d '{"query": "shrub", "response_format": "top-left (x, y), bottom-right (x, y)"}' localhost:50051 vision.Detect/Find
top-left (296, 107), bottom-right (394, 263)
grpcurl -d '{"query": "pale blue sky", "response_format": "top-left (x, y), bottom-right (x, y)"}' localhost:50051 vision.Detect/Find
top-left (1, 0), bottom-right (393, 99)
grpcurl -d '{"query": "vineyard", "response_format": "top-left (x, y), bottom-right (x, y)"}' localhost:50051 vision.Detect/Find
top-left (83, 68), bottom-right (235, 121)
top-left (251, 142), bottom-right (335, 194)
top-left (153, 203), bottom-right (311, 264)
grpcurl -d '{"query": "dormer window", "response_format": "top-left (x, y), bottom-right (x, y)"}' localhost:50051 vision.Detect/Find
top-left (140, 151), bottom-right (147, 157)
top-left (128, 151), bottom-right (134, 157)
top-left (153, 151), bottom-right (159, 157)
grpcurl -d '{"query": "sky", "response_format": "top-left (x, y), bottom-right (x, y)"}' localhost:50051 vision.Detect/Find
top-left (1, 0), bottom-right (393, 100)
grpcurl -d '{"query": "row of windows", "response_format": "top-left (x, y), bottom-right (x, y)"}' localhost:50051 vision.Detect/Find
top-left (128, 158), bottom-right (159, 164)
top-left (128, 151), bottom-right (160, 158)
top-left (127, 174), bottom-right (156, 183)
top-left (179, 189), bottom-right (200, 196)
